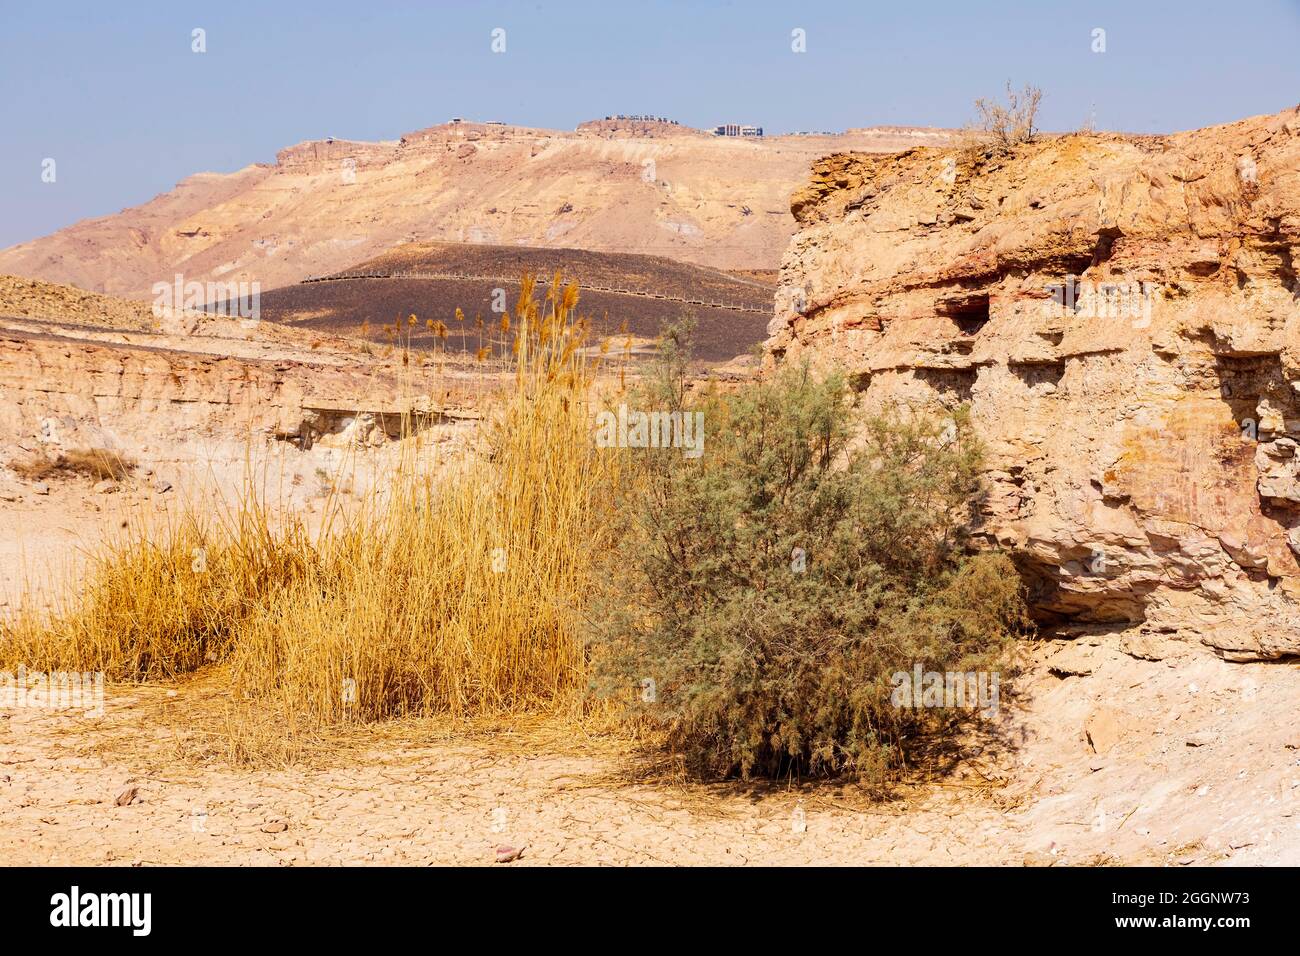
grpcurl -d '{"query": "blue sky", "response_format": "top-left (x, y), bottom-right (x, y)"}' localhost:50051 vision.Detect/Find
top-left (2, 0), bottom-right (1298, 247)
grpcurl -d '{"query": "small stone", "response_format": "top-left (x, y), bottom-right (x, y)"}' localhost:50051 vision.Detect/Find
top-left (114, 785), bottom-right (140, 807)
top-left (261, 820), bottom-right (288, 833)
top-left (494, 844), bottom-right (524, 864)
top-left (152, 479), bottom-right (172, 494)
top-left (93, 479), bottom-right (117, 494)
top-left (1049, 643), bottom-right (1096, 677)
top-left (33, 483), bottom-right (49, 495)
top-left (1186, 732), bottom-right (1218, 747)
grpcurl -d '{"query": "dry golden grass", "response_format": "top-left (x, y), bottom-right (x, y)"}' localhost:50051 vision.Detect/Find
top-left (1, 497), bottom-right (315, 679)
top-left (229, 274), bottom-right (614, 723)
top-left (8, 447), bottom-right (136, 482)
top-left (0, 274), bottom-right (616, 745)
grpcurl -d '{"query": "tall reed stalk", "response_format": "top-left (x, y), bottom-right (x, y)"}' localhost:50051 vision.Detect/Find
top-left (1, 273), bottom-right (615, 727)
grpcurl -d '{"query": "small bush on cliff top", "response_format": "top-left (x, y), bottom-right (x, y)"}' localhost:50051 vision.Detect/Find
top-left (586, 338), bottom-right (1029, 786)
top-left (971, 81), bottom-right (1042, 150)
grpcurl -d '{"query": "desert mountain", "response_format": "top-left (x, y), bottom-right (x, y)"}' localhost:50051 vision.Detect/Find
top-left (0, 121), bottom-right (953, 300)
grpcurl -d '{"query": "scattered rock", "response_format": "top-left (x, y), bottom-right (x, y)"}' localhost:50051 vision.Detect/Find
top-left (152, 478), bottom-right (172, 494)
top-left (32, 482), bottom-right (49, 495)
top-left (1120, 632), bottom-right (1182, 662)
top-left (1186, 732), bottom-right (1218, 747)
top-left (93, 479), bottom-right (117, 494)
top-left (114, 784), bottom-right (140, 807)
top-left (260, 820), bottom-right (288, 833)
top-left (494, 844), bottom-right (524, 863)
top-left (1048, 642), bottom-right (1097, 677)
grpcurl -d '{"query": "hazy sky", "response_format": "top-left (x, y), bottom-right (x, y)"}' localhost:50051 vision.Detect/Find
top-left (2, 0), bottom-right (1298, 247)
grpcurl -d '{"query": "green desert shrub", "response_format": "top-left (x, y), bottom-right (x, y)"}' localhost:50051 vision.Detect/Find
top-left (586, 336), bottom-right (1029, 786)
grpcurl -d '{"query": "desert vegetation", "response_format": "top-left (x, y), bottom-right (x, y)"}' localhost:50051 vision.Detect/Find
top-left (585, 328), bottom-right (1028, 785)
top-left (960, 81), bottom-right (1043, 158)
top-left (8, 447), bottom-right (136, 483)
top-left (2, 275), bottom-right (607, 723)
top-left (1, 505), bottom-right (314, 679)
top-left (0, 277), bottom-right (1024, 785)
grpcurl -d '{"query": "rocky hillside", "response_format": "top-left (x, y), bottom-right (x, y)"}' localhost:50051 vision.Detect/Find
top-left (767, 107), bottom-right (1300, 661)
top-left (0, 121), bottom-right (953, 299)
top-left (0, 275), bottom-right (159, 331)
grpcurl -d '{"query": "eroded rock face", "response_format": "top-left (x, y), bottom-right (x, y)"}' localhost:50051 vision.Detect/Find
top-left (0, 332), bottom-right (482, 474)
top-left (766, 108), bottom-right (1300, 660)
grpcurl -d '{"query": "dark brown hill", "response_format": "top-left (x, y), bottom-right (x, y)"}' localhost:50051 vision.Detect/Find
top-left (258, 241), bottom-right (775, 362)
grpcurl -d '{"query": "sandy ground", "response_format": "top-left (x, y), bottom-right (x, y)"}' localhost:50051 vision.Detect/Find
top-left (2, 638), bottom-right (1297, 866)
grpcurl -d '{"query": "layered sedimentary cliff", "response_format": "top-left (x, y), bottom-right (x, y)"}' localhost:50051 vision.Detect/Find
top-left (766, 107), bottom-right (1300, 660)
top-left (0, 324), bottom-right (484, 477)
